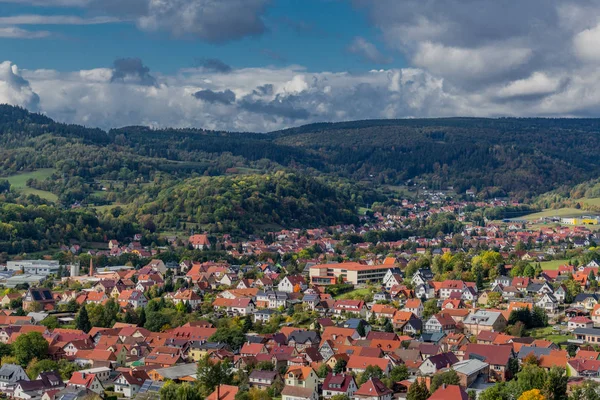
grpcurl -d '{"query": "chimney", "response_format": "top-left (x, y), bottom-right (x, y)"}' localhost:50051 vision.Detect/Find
top-left (217, 385), bottom-right (220, 400)
top-left (89, 259), bottom-right (94, 277)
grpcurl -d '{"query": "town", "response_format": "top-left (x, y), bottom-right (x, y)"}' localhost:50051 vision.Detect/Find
top-left (0, 192), bottom-right (598, 400)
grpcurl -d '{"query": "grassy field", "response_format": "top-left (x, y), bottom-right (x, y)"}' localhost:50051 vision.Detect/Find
top-left (527, 326), bottom-right (573, 344)
top-left (522, 208), bottom-right (589, 221)
top-left (581, 198), bottom-right (600, 207)
top-left (540, 259), bottom-right (569, 271)
top-left (335, 287), bottom-right (373, 300)
top-left (6, 169), bottom-right (58, 202)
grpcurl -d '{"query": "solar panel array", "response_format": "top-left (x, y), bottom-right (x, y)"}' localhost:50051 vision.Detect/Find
top-left (138, 380), bottom-right (164, 394)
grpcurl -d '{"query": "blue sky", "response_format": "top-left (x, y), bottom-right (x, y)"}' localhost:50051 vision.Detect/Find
top-left (0, 0), bottom-right (400, 74)
top-left (0, 0), bottom-right (599, 132)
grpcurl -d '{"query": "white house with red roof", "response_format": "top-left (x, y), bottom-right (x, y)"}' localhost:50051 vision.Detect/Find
top-left (353, 378), bottom-right (392, 400)
top-left (117, 290), bottom-right (147, 309)
top-left (189, 234), bottom-right (210, 250)
top-left (67, 371), bottom-right (103, 394)
top-left (172, 289), bottom-right (202, 309)
top-left (322, 373), bottom-right (357, 399)
top-left (278, 275), bottom-right (307, 293)
top-left (333, 300), bottom-right (367, 317)
top-left (568, 316), bottom-right (594, 331)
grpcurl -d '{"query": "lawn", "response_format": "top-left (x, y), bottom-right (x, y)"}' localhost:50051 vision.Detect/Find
top-left (580, 198), bottom-right (600, 207)
top-left (335, 287), bottom-right (373, 300)
top-left (540, 259), bottom-right (569, 271)
top-left (5, 169), bottom-right (58, 202)
top-left (522, 208), bottom-right (589, 221)
top-left (527, 326), bottom-right (573, 345)
top-left (358, 207), bottom-right (372, 215)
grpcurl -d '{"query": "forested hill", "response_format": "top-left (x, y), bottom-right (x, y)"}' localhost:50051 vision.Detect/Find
top-left (272, 118), bottom-right (600, 197)
top-left (3, 105), bottom-right (600, 200)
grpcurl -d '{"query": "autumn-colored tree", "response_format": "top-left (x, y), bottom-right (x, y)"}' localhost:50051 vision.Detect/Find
top-left (523, 353), bottom-right (539, 366)
top-left (518, 389), bottom-right (545, 400)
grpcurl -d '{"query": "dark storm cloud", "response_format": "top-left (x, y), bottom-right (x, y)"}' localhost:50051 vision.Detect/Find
top-left (240, 95), bottom-right (310, 119)
top-left (193, 89), bottom-right (236, 105)
top-left (195, 58), bottom-right (232, 73)
top-left (110, 57), bottom-right (157, 86)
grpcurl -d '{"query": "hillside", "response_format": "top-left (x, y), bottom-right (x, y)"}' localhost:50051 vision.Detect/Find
top-left (130, 172), bottom-right (361, 235)
top-left (2, 106), bottom-right (600, 205)
top-left (273, 118), bottom-right (600, 197)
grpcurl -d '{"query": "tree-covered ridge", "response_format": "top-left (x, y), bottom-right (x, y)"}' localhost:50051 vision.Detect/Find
top-left (3, 105), bottom-right (600, 202)
top-left (273, 118), bottom-right (600, 197)
top-left (0, 192), bottom-right (138, 255)
top-left (132, 172), bottom-right (364, 234)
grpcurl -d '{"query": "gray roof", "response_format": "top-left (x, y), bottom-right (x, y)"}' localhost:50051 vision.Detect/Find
top-left (288, 330), bottom-right (319, 344)
top-left (0, 364), bottom-right (27, 383)
top-left (151, 364), bottom-right (197, 380)
top-left (249, 370), bottom-right (278, 380)
top-left (517, 346), bottom-right (552, 359)
top-left (255, 309), bottom-right (277, 316)
top-left (450, 359), bottom-right (489, 375)
top-left (574, 327), bottom-right (600, 336)
top-left (419, 332), bottom-right (445, 343)
top-left (463, 310), bottom-right (503, 326)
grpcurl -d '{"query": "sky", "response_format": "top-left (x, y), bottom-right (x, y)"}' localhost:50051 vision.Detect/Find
top-left (1, 0), bottom-right (600, 132)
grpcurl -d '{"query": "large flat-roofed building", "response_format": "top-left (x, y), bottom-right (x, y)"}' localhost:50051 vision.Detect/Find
top-left (6, 260), bottom-right (59, 276)
top-left (309, 262), bottom-right (391, 285)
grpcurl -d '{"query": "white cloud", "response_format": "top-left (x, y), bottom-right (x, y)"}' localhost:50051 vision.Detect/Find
top-left (413, 42), bottom-right (532, 81)
top-left (348, 37), bottom-right (392, 64)
top-left (8, 58), bottom-right (600, 132)
top-left (574, 24), bottom-right (600, 62)
top-left (497, 72), bottom-right (562, 99)
top-left (0, 15), bottom-right (121, 25)
top-left (0, 61), bottom-right (40, 110)
top-left (0, 26), bottom-right (50, 38)
top-left (0, 0), bottom-right (269, 42)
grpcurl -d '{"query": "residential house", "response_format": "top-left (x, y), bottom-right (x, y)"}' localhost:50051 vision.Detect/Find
top-left (212, 298), bottom-right (255, 316)
top-left (0, 364), bottom-right (28, 390)
top-left (113, 370), bottom-right (149, 398)
top-left (248, 370), bottom-right (280, 390)
top-left (382, 269), bottom-right (403, 290)
top-left (172, 290), bottom-right (202, 310)
top-left (333, 300), bottom-right (367, 317)
top-left (402, 299), bottom-right (423, 318)
top-left (462, 311), bottom-right (507, 335)
top-left (282, 367), bottom-right (319, 400)
top-left (23, 288), bottom-right (55, 311)
top-left (188, 235), bottom-right (210, 250)
top-left (568, 317), bottom-right (594, 331)
top-left (535, 293), bottom-right (558, 314)
top-left (322, 373), bottom-right (357, 399)
top-left (0, 293), bottom-right (21, 308)
top-left (424, 313), bottom-right (457, 334)
top-left (67, 372), bottom-right (103, 394)
top-left (450, 359), bottom-right (489, 388)
top-left (207, 385), bottom-right (238, 400)
top-left (574, 328), bottom-right (600, 344)
top-left (347, 356), bottom-right (390, 374)
top-left (278, 276), bottom-right (307, 293)
top-left (412, 269), bottom-right (434, 286)
top-left (464, 344), bottom-right (514, 381)
top-left (288, 331), bottom-right (320, 351)
top-left (439, 280), bottom-right (467, 300)
top-left (419, 352), bottom-right (459, 375)
top-left (429, 385), bottom-right (468, 400)
top-left (117, 290), bottom-right (147, 309)
top-left (13, 371), bottom-right (64, 400)
top-left (353, 378), bottom-right (393, 400)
